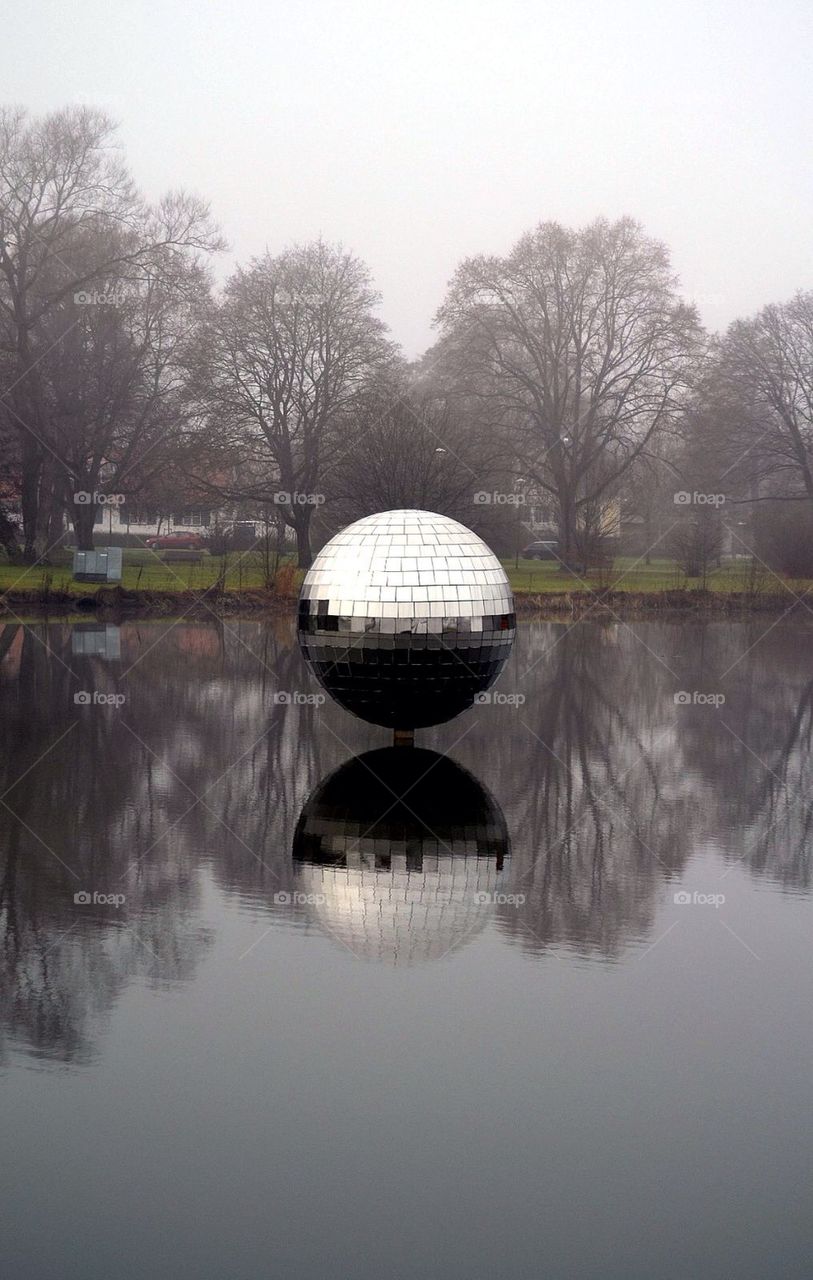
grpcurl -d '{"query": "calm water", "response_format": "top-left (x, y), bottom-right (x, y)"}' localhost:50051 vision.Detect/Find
top-left (1, 614), bottom-right (812, 1279)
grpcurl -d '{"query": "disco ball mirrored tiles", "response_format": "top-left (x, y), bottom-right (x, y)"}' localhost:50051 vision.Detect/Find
top-left (292, 748), bottom-right (510, 965)
top-left (298, 509), bottom-right (516, 728)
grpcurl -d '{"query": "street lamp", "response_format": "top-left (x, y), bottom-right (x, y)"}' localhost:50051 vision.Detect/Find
top-left (514, 477), bottom-right (527, 569)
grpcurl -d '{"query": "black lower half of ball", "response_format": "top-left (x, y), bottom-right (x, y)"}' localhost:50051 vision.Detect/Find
top-left (293, 747), bottom-right (509, 869)
top-left (298, 607), bottom-right (516, 729)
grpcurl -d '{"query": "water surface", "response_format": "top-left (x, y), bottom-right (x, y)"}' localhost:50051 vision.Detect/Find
top-left (1, 614), bottom-right (811, 1279)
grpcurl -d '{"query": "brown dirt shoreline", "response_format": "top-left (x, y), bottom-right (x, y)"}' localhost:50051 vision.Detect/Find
top-left (0, 585), bottom-right (294, 619)
top-left (513, 588), bottom-right (812, 618)
top-left (1, 583), bottom-right (810, 622)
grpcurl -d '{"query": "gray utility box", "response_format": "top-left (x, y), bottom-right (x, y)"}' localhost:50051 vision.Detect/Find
top-left (73, 548), bottom-right (123, 583)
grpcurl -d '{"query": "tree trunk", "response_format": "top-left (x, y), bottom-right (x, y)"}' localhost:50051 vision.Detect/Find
top-left (20, 439), bottom-right (43, 562)
top-left (293, 510), bottom-right (313, 569)
top-left (36, 455), bottom-right (65, 560)
top-left (557, 488), bottom-right (579, 571)
top-left (44, 500), bottom-right (65, 553)
top-left (73, 502), bottom-right (97, 551)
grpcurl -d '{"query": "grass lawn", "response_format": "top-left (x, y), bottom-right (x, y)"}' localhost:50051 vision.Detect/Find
top-left (505, 555), bottom-right (812, 596)
top-left (0, 549), bottom-right (809, 602)
top-left (0, 548), bottom-right (294, 596)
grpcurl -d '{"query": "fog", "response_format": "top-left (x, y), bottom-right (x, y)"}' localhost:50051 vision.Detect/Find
top-left (4, 0), bottom-right (811, 355)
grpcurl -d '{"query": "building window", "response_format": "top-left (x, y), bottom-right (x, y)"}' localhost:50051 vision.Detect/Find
top-left (171, 511), bottom-right (210, 527)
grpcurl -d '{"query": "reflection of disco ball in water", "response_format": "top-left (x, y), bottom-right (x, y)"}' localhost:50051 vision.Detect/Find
top-left (298, 509), bottom-right (515, 728)
top-left (292, 748), bottom-right (510, 966)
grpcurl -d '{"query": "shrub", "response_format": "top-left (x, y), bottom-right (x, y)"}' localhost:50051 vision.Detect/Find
top-left (668, 510), bottom-right (723, 583)
top-left (273, 561), bottom-right (299, 598)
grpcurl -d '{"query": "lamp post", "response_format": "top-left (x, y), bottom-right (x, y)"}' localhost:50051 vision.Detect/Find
top-left (433, 447), bottom-right (447, 511)
top-left (558, 437), bottom-right (571, 567)
top-left (513, 477), bottom-right (527, 569)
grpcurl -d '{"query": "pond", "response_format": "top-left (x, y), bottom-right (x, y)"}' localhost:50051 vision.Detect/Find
top-left (1, 614), bottom-right (812, 1279)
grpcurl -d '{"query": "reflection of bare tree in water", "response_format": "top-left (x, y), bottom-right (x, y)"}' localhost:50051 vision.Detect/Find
top-left (5, 612), bottom-right (813, 1058)
top-left (177, 615), bottom-right (378, 901)
top-left (0, 622), bottom-right (239, 1061)
top-left (0, 812), bottom-right (213, 1066)
top-left (752, 677), bottom-right (813, 887)
top-left (0, 850), bottom-right (210, 1065)
top-left (0, 613), bottom-right (378, 1062)
top-left (674, 622), bottom-right (813, 889)
top-left (482, 623), bottom-right (696, 958)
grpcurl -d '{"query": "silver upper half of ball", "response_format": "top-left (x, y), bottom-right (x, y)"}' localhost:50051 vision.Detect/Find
top-left (294, 855), bottom-right (504, 966)
top-left (300, 509), bottom-right (513, 620)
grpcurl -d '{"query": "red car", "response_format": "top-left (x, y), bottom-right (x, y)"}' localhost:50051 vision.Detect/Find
top-left (144, 532), bottom-right (206, 550)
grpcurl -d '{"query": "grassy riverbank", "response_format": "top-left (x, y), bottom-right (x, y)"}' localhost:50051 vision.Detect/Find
top-left (0, 551), bottom-right (809, 616)
top-left (0, 548), bottom-right (281, 596)
top-left (506, 556), bottom-right (813, 614)
top-left (505, 555), bottom-right (804, 596)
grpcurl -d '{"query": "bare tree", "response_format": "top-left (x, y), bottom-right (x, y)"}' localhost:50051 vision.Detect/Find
top-left (668, 508), bottom-right (723, 584)
top-left (0, 105), bottom-right (222, 558)
top-left (195, 241), bottom-right (394, 567)
top-left (34, 236), bottom-right (214, 549)
top-left (715, 291), bottom-right (813, 506)
top-left (326, 389), bottom-right (514, 537)
top-left (434, 217), bottom-right (703, 567)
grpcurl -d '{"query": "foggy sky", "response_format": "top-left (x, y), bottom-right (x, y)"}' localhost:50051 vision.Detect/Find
top-left (4, 0), bottom-right (812, 356)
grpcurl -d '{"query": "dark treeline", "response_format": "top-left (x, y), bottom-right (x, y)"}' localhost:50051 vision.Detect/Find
top-left (2, 106), bottom-right (812, 571)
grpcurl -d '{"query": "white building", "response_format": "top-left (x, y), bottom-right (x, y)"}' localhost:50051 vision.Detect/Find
top-left (92, 503), bottom-right (217, 539)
